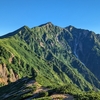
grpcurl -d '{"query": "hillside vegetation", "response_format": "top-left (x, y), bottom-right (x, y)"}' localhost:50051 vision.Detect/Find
top-left (0, 22), bottom-right (100, 99)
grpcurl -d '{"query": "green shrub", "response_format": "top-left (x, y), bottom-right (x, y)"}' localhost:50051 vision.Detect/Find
top-left (32, 97), bottom-right (51, 100)
top-left (38, 91), bottom-right (48, 97)
top-left (21, 93), bottom-right (33, 99)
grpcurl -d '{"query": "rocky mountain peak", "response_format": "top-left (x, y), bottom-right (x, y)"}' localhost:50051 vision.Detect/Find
top-left (65, 25), bottom-right (76, 32)
top-left (38, 22), bottom-right (54, 28)
top-left (0, 22), bottom-right (100, 99)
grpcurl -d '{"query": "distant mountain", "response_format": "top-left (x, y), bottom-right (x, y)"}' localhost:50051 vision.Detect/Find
top-left (0, 22), bottom-right (100, 99)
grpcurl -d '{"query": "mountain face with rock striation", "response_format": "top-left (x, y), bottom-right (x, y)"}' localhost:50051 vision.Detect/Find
top-left (0, 22), bottom-right (100, 99)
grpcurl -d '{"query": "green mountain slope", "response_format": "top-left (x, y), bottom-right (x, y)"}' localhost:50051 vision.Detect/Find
top-left (0, 77), bottom-right (100, 100)
top-left (65, 26), bottom-right (100, 80)
top-left (0, 22), bottom-right (100, 92)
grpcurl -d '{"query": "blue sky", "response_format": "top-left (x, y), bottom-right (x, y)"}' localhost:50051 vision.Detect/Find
top-left (0, 0), bottom-right (100, 36)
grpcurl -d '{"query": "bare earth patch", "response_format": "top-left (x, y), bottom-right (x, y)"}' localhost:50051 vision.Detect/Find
top-left (51, 94), bottom-right (74, 100)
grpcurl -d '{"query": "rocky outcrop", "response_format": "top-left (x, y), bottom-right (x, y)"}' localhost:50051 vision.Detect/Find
top-left (0, 64), bottom-right (8, 85)
top-left (0, 64), bottom-right (18, 85)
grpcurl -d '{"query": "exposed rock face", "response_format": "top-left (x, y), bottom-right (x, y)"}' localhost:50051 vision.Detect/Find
top-left (9, 53), bottom-right (14, 63)
top-left (0, 64), bottom-right (18, 85)
top-left (9, 69), bottom-right (19, 82)
top-left (0, 64), bottom-right (8, 84)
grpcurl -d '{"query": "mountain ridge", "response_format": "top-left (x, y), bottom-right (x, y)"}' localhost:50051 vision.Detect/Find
top-left (0, 22), bottom-right (98, 39)
top-left (1, 22), bottom-right (100, 99)
top-left (0, 23), bottom-right (100, 91)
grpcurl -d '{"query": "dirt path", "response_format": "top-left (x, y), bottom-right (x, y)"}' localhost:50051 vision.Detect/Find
top-left (26, 81), bottom-right (74, 100)
top-left (9, 53), bottom-right (14, 63)
top-left (51, 94), bottom-right (74, 100)
top-left (34, 87), bottom-right (49, 94)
